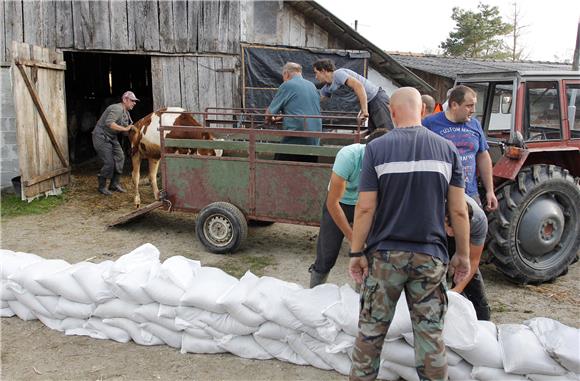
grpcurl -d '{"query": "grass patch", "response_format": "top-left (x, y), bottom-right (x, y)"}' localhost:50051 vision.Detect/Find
top-left (210, 255), bottom-right (277, 279)
top-left (0, 192), bottom-right (66, 218)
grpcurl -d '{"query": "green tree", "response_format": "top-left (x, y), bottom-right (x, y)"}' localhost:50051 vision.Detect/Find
top-left (440, 3), bottom-right (514, 59)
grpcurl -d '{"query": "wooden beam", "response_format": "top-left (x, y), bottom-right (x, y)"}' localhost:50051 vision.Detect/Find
top-left (15, 58), bottom-right (66, 71)
top-left (22, 167), bottom-right (70, 186)
top-left (15, 62), bottom-right (69, 168)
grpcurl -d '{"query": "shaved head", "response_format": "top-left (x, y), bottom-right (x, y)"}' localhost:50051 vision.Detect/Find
top-left (389, 87), bottom-right (423, 128)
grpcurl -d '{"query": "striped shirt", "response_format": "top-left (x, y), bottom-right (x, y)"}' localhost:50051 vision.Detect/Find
top-left (358, 126), bottom-right (464, 263)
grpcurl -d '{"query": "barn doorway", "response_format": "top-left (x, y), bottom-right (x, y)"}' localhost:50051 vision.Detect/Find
top-left (63, 52), bottom-right (153, 164)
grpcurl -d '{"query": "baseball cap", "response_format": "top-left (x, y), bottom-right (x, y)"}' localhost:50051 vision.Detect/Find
top-left (122, 91), bottom-right (139, 101)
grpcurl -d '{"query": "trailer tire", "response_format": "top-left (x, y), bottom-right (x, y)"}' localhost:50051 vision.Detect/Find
top-left (487, 165), bottom-right (580, 284)
top-left (196, 202), bottom-right (248, 254)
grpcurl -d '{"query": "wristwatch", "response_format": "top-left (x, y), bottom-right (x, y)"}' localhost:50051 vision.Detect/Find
top-left (348, 250), bottom-right (364, 258)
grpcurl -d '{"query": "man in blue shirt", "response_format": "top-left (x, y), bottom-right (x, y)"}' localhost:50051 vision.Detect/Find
top-left (267, 62), bottom-right (322, 162)
top-left (313, 59), bottom-right (393, 133)
top-left (349, 87), bottom-right (470, 381)
top-left (422, 85), bottom-right (498, 211)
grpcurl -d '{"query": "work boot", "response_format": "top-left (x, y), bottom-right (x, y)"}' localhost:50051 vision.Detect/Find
top-left (109, 173), bottom-right (126, 193)
top-left (98, 176), bottom-right (112, 196)
top-left (308, 265), bottom-right (329, 288)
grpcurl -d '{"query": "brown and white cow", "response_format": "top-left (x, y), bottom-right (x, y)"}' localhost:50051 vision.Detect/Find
top-left (128, 107), bottom-right (221, 208)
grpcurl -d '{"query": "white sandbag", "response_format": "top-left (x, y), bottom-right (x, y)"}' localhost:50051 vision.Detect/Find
top-left (60, 317), bottom-right (87, 331)
top-left (454, 320), bottom-right (502, 368)
top-left (448, 360), bottom-right (474, 381)
top-left (184, 327), bottom-right (214, 340)
top-left (398, 332), bottom-right (463, 367)
top-left (525, 317), bottom-right (580, 373)
top-left (254, 321), bottom-right (296, 341)
top-left (1, 280), bottom-right (16, 301)
top-left (381, 360), bottom-right (419, 381)
top-left (8, 259), bottom-right (70, 296)
top-left (378, 361), bottom-right (400, 381)
top-left (158, 304), bottom-right (177, 319)
top-left (322, 284), bottom-right (360, 336)
top-left (175, 306), bottom-right (207, 330)
top-left (499, 324), bottom-right (567, 375)
top-left (470, 366), bottom-right (528, 381)
top-left (287, 333), bottom-right (333, 370)
top-left (36, 262), bottom-right (93, 303)
top-left (381, 339), bottom-right (417, 368)
top-left (11, 288), bottom-right (55, 317)
top-left (55, 298), bottom-right (95, 319)
top-left (200, 312), bottom-right (257, 336)
top-left (216, 271), bottom-right (266, 327)
top-left (253, 334), bottom-right (309, 365)
top-left (527, 373), bottom-right (580, 381)
top-left (181, 333), bottom-right (225, 354)
top-left (84, 317), bottom-right (131, 343)
top-left (443, 291), bottom-right (479, 350)
top-left (244, 276), bottom-right (305, 330)
top-left (0, 251), bottom-right (44, 279)
top-left (180, 267), bottom-right (238, 313)
top-left (217, 334), bottom-right (273, 360)
top-left (140, 322), bottom-right (182, 348)
top-left (325, 332), bottom-right (356, 357)
top-left (0, 306), bottom-right (15, 317)
top-left (35, 295), bottom-right (66, 319)
top-left (283, 283), bottom-right (341, 342)
top-left (7, 300), bottom-right (37, 320)
top-left (133, 303), bottom-right (181, 331)
top-left (0, 300), bottom-right (8, 308)
top-left (72, 260), bottom-right (115, 303)
top-left (103, 317), bottom-right (163, 345)
top-left (301, 333), bottom-right (352, 375)
top-left (144, 256), bottom-right (200, 306)
top-left (93, 299), bottom-right (144, 322)
top-left (37, 314), bottom-right (64, 331)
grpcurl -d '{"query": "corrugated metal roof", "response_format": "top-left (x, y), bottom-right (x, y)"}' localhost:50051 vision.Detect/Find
top-left (389, 53), bottom-right (573, 79)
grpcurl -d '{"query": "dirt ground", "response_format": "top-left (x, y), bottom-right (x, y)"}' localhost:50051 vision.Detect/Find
top-left (1, 163), bottom-right (579, 381)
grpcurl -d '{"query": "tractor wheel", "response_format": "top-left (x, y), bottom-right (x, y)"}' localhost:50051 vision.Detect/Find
top-left (487, 164), bottom-right (580, 284)
top-left (195, 202), bottom-right (248, 254)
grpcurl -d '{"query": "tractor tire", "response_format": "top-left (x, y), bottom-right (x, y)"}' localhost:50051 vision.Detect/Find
top-left (195, 202), bottom-right (248, 254)
top-left (487, 164), bottom-right (580, 284)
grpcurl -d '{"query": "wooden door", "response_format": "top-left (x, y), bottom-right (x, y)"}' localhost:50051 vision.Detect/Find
top-left (11, 42), bottom-right (69, 200)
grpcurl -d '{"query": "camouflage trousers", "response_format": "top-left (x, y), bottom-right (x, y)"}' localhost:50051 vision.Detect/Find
top-left (350, 251), bottom-right (448, 381)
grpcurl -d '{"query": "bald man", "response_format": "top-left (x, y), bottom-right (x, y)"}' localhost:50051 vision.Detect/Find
top-left (348, 87), bottom-right (470, 381)
top-left (421, 94), bottom-right (437, 118)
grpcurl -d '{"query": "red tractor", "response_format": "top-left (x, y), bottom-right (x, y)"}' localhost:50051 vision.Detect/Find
top-left (455, 71), bottom-right (580, 284)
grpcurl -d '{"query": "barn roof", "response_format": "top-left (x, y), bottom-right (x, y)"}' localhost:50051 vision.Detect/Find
top-left (288, 1), bottom-right (436, 94)
top-left (389, 52), bottom-right (573, 80)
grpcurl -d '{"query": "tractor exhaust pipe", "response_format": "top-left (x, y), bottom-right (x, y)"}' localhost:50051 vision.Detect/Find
top-left (573, 18), bottom-right (579, 71)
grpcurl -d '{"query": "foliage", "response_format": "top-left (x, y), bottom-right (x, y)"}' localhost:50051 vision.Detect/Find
top-left (0, 192), bottom-right (66, 218)
top-left (440, 3), bottom-right (514, 59)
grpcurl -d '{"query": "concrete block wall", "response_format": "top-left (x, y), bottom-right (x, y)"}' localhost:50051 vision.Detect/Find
top-left (0, 66), bottom-right (20, 190)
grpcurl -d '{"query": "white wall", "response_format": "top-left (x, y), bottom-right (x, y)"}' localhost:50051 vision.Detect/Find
top-left (368, 67), bottom-right (398, 95)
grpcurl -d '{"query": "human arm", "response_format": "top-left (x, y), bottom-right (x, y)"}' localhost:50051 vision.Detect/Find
top-left (344, 77), bottom-right (369, 121)
top-left (105, 106), bottom-right (132, 132)
top-left (326, 173), bottom-right (352, 241)
top-left (476, 150), bottom-right (498, 211)
top-left (447, 185), bottom-right (471, 285)
top-left (451, 242), bottom-right (483, 293)
top-left (108, 122), bottom-right (132, 132)
top-left (348, 191), bottom-right (376, 284)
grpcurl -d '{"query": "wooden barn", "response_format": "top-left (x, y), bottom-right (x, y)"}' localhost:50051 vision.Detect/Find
top-left (0, 0), bottom-right (433, 199)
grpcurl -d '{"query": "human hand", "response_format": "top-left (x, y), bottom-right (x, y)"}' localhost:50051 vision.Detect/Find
top-left (485, 191), bottom-right (498, 211)
top-left (449, 253), bottom-right (470, 285)
top-left (357, 110), bottom-right (369, 124)
top-left (349, 256), bottom-right (368, 284)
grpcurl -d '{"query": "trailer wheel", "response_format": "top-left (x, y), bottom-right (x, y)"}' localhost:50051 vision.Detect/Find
top-left (196, 202), bottom-right (248, 254)
top-left (487, 165), bottom-right (580, 284)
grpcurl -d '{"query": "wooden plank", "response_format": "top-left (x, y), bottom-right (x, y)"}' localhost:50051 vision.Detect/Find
top-left (199, 1), bottom-right (219, 52)
top-left (133, 0), bottom-right (160, 51)
top-left (23, 1), bottom-right (42, 46)
top-left (162, 57), bottom-right (182, 107)
top-left (125, 0), bottom-right (137, 50)
top-left (15, 59), bottom-right (66, 71)
top-left (151, 56), bottom-right (164, 109)
top-left (197, 56), bottom-right (217, 113)
top-left (180, 56), bottom-right (200, 111)
top-left (108, 200), bottom-right (165, 227)
top-left (22, 167), bottom-right (69, 187)
top-left (89, 1), bottom-right (111, 50)
top-left (227, 0), bottom-right (241, 54)
top-left (216, 0), bottom-right (229, 53)
top-left (0, 0), bottom-right (5, 63)
top-left (288, 10), bottom-right (305, 47)
top-left (40, 0), bottom-right (57, 48)
top-left (55, 0), bottom-right (74, 48)
top-left (173, 0), bottom-right (188, 52)
top-left (52, 49), bottom-right (68, 189)
top-left (71, 1), bottom-right (88, 49)
top-left (110, 0), bottom-right (130, 51)
top-left (4, 1), bottom-right (24, 61)
top-left (158, 0), bottom-right (176, 53)
top-left (186, 0), bottom-right (200, 52)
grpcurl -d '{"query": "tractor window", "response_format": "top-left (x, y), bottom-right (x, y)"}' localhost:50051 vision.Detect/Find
top-left (525, 81), bottom-right (562, 141)
top-left (488, 82), bottom-right (513, 136)
top-left (566, 84), bottom-right (580, 139)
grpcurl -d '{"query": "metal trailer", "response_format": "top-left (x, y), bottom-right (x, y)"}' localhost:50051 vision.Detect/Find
top-left (111, 108), bottom-right (364, 254)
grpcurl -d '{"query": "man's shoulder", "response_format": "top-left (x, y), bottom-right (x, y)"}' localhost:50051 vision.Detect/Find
top-left (422, 112), bottom-right (446, 127)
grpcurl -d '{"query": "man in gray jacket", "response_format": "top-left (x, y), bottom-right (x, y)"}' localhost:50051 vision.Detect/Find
top-left (92, 91), bottom-right (138, 195)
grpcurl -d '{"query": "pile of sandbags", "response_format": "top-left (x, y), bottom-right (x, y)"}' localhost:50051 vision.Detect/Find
top-left (1, 245), bottom-right (578, 381)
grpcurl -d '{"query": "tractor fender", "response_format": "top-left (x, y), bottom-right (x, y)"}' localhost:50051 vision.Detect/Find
top-left (493, 147), bottom-right (580, 181)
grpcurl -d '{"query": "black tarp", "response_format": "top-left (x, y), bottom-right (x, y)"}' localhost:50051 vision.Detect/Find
top-left (242, 45), bottom-right (370, 113)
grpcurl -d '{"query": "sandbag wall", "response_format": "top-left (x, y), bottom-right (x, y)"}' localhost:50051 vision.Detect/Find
top-left (1, 244), bottom-right (578, 381)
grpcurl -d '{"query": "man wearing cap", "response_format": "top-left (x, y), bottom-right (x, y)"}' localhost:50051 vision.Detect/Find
top-left (92, 91), bottom-right (138, 195)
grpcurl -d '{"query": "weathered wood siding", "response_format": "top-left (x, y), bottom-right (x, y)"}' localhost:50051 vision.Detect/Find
top-left (151, 55), bottom-right (239, 112)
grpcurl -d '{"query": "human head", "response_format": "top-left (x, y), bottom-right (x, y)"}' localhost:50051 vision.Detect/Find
top-left (388, 87), bottom-right (423, 128)
top-left (421, 94), bottom-right (436, 118)
top-left (282, 62), bottom-right (302, 82)
top-left (122, 91), bottom-right (139, 111)
top-left (446, 85), bottom-right (477, 123)
top-left (312, 59), bottom-right (335, 84)
top-left (445, 201), bottom-right (474, 236)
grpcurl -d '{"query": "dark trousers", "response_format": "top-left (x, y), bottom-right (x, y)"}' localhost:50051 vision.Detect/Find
top-left (92, 133), bottom-right (124, 179)
top-left (460, 268), bottom-right (491, 320)
top-left (313, 201), bottom-right (355, 274)
top-left (367, 88), bottom-right (394, 132)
